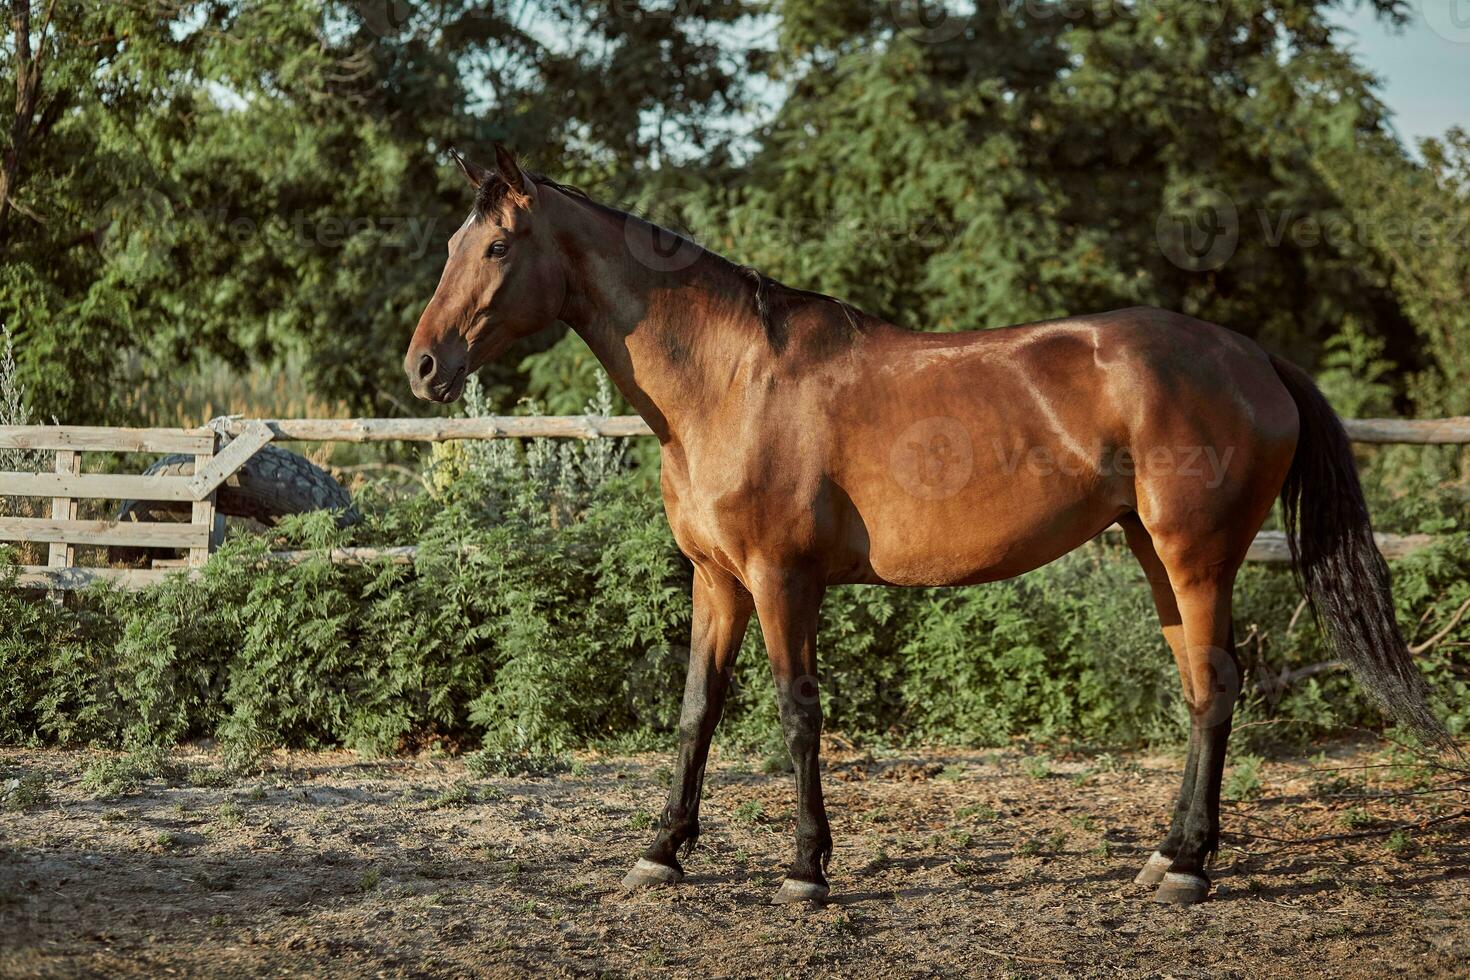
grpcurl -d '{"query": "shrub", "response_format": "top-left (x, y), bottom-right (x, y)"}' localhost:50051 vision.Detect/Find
top-left (80, 747), bottom-right (181, 798)
top-left (0, 382), bottom-right (1464, 757)
top-left (1, 771), bottom-right (49, 810)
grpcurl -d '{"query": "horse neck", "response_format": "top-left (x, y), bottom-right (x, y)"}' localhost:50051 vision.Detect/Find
top-left (550, 193), bottom-right (761, 443)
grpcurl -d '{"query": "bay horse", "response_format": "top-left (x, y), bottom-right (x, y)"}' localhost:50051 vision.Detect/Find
top-left (405, 146), bottom-right (1446, 905)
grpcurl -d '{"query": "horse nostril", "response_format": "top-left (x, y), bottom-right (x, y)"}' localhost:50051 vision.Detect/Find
top-left (417, 353), bottom-right (436, 380)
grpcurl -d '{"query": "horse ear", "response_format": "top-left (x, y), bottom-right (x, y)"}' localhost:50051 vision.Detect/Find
top-left (448, 146), bottom-right (488, 189)
top-left (494, 143), bottom-right (529, 194)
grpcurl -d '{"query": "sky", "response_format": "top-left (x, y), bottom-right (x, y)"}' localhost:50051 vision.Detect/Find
top-left (1333, 1), bottom-right (1470, 148)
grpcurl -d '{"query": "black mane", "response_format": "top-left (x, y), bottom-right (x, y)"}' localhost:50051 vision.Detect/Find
top-left (478, 172), bottom-right (867, 351)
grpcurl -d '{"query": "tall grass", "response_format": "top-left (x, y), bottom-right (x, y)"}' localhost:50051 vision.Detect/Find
top-left (113, 352), bottom-right (403, 473)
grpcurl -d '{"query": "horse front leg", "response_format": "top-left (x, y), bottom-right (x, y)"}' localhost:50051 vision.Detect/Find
top-left (622, 565), bottom-right (752, 889)
top-left (752, 569), bottom-right (832, 904)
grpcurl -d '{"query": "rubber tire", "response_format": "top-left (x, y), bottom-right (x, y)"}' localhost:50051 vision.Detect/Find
top-left (111, 444), bottom-right (359, 565)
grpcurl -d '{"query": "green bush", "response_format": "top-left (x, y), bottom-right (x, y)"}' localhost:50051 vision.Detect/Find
top-left (0, 386), bottom-right (1465, 756)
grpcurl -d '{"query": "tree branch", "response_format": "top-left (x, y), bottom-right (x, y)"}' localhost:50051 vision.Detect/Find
top-left (0, 0), bottom-right (57, 242)
top-left (1410, 594), bottom-right (1470, 655)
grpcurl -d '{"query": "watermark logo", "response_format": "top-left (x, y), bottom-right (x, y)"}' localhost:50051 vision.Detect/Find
top-left (95, 188), bottom-right (174, 267)
top-left (1155, 187), bottom-right (1238, 272)
top-left (1009, 0), bottom-right (1230, 32)
top-left (352, 0), bottom-right (416, 37)
top-left (1183, 645), bottom-right (1240, 728)
top-left (889, 0), bottom-right (973, 43)
top-left (890, 416), bottom-right (974, 500)
top-left (95, 189), bottom-right (443, 261)
top-left (623, 187), bottom-right (704, 273)
top-left (1423, 0), bottom-right (1470, 44)
top-left (991, 440), bottom-right (1237, 488)
top-left (624, 644), bottom-right (689, 730)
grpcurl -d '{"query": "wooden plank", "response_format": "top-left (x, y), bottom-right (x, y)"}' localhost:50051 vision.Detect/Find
top-left (47, 450), bottom-right (80, 569)
top-left (269, 532), bottom-right (1445, 569)
top-left (12, 565), bottom-right (196, 591)
top-left (218, 416), bottom-right (656, 442)
top-left (3, 416), bottom-right (1465, 452)
top-left (0, 472), bottom-right (196, 501)
top-left (1096, 528), bottom-right (1441, 564)
top-left (213, 415), bottom-right (1470, 445)
top-left (0, 425), bottom-right (214, 453)
top-left (189, 448), bottom-right (217, 567)
top-left (185, 422), bottom-right (270, 499)
top-left (0, 517), bottom-right (207, 548)
top-left (1341, 417), bottom-right (1470, 444)
top-left (265, 545), bottom-right (423, 566)
top-left (1243, 530), bottom-right (1440, 563)
top-left (7, 529), bottom-right (1449, 593)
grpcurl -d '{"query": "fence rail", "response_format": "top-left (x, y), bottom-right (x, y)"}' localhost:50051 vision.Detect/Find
top-left (215, 416), bottom-right (654, 442)
top-left (210, 415), bottom-right (1470, 445)
top-left (1340, 417), bottom-right (1470, 444)
top-left (3, 414), bottom-right (1467, 590)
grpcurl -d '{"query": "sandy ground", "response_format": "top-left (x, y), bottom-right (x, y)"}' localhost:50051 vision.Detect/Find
top-left (1, 741), bottom-right (1466, 978)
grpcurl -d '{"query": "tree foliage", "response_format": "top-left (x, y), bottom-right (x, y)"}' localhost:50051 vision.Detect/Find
top-left (718, 2), bottom-right (1413, 352)
top-left (1, 1), bottom-right (1465, 423)
top-left (0, 0), bottom-right (757, 420)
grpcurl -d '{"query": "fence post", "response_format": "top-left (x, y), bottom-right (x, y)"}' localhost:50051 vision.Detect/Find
top-left (47, 449), bottom-right (80, 569)
top-left (190, 434), bottom-right (218, 568)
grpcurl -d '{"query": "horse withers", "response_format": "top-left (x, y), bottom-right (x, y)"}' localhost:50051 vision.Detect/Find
top-left (405, 145), bottom-right (1448, 905)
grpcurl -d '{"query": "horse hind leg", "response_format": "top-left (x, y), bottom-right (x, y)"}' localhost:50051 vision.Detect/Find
top-left (1147, 548), bottom-right (1242, 905)
top-left (1119, 515), bottom-right (1201, 887)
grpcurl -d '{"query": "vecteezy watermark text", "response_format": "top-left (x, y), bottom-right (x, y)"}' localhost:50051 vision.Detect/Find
top-left (96, 189), bottom-right (446, 261)
top-left (991, 439), bottom-right (1236, 487)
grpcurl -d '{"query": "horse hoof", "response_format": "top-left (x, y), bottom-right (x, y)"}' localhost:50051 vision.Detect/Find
top-left (772, 878), bottom-right (829, 905)
top-left (1134, 850), bottom-right (1173, 886)
top-left (1151, 871), bottom-right (1210, 905)
top-left (621, 858), bottom-right (683, 890)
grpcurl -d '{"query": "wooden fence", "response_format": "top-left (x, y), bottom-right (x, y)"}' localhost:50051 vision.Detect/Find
top-left (0, 422), bottom-right (279, 590)
top-left (2, 415), bottom-right (1466, 590)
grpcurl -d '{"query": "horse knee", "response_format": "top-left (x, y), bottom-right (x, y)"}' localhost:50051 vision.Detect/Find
top-left (778, 700), bottom-right (822, 756)
top-left (676, 711), bottom-right (706, 746)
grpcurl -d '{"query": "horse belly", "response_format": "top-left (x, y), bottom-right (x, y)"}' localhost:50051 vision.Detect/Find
top-left (835, 441), bottom-right (1124, 587)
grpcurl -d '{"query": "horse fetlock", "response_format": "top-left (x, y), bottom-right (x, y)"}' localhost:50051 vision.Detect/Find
top-left (790, 829), bottom-right (833, 882)
top-left (643, 811), bottom-right (699, 865)
top-left (658, 804), bottom-right (698, 837)
top-left (1171, 820), bottom-right (1219, 871)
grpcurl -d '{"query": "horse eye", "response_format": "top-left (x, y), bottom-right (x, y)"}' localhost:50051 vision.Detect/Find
top-left (488, 240), bottom-right (508, 258)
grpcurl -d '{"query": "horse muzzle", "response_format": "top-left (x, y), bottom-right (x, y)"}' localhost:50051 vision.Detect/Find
top-left (406, 347), bottom-right (468, 403)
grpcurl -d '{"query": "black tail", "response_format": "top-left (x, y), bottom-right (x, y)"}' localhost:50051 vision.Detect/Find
top-left (1271, 355), bottom-right (1450, 749)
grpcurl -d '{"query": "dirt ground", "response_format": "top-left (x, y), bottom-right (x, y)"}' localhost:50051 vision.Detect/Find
top-left (1, 741), bottom-right (1466, 978)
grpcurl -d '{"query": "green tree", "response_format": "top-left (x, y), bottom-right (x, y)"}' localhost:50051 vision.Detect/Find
top-left (0, 0), bottom-right (757, 422)
top-left (1314, 128), bottom-right (1470, 414)
top-left (704, 0), bottom-right (1422, 380)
